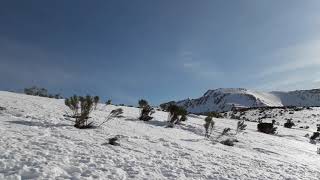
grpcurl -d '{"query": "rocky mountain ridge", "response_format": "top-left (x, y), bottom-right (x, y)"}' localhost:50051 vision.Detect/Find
top-left (162, 88), bottom-right (320, 113)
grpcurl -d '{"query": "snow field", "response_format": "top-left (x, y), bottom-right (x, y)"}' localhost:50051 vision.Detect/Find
top-left (0, 91), bottom-right (320, 179)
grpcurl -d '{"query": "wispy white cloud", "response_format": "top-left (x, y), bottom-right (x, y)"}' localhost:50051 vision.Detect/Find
top-left (254, 73), bottom-right (319, 91)
top-left (252, 38), bottom-right (320, 91)
top-left (178, 50), bottom-right (222, 78)
top-left (258, 39), bottom-right (320, 77)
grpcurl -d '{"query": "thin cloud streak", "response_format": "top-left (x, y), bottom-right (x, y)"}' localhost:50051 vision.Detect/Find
top-left (257, 39), bottom-right (320, 78)
top-left (178, 50), bottom-right (222, 79)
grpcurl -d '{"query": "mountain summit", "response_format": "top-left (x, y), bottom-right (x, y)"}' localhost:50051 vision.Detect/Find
top-left (162, 88), bottom-right (320, 113)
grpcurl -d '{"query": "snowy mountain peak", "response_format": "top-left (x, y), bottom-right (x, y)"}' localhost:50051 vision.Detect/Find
top-left (162, 88), bottom-right (320, 113)
top-left (203, 88), bottom-right (248, 97)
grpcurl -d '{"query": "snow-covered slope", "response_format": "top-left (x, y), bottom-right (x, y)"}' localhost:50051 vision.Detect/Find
top-left (224, 106), bottom-right (320, 128)
top-left (1, 91), bottom-right (320, 179)
top-left (163, 88), bottom-right (320, 113)
top-left (272, 89), bottom-right (320, 107)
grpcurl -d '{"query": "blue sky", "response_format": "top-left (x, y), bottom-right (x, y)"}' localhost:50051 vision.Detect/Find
top-left (1, 0), bottom-right (320, 105)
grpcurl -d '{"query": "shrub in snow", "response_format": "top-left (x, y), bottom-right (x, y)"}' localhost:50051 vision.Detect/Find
top-left (138, 99), bottom-right (155, 121)
top-left (204, 115), bottom-right (215, 138)
top-left (76, 95), bottom-right (99, 128)
top-left (293, 107), bottom-right (304, 111)
top-left (206, 112), bottom-right (223, 118)
top-left (24, 86), bottom-right (48, 97)
top-left (230, 114), bottom-right (240, 120)
top-left (97, 108), bottom-right (123, 127)
top-left (216, 128), bottom-right (231, 140)
top-left (24, 86), bottom-right (63, 99)
top-left (65, 95), bottom-right (99, 128)
top-left (48, 93), bottom-right (62, 99)
top-left (108, 136), bottom-right (120, 146)
top-left (139, 105), bottom-right (155, 121)
top-left (284, 119), bottom-right (295, 128)
top-left (38, 88), bottom-right (48, 97)
top-left (257, 121), bottom-right (277, 134)
top-left (138, 99), bottom-right (148, 108)
top-left (176, 107), bottom-right (188, 124)
top-left (310, 132), bottom-right (320, 144)
top-left (220, 138), bottom-right (238, 146)
top-left (317, 124), bottom-right (320, 132)
top-left (236, 120), bottom-right (247, 134)
top-left (166, 104), bottom-right (188, 127)
top-left (65, 95), bottom-right (79, 118)
top-left (24, 86), bottom-right (35, 95)
top-left (0, 106), bottom-right (6, 111)
top-left (106, 99), bottom-right (112, 105)
top-left (94, 96), bottom-right (99, 109)
top-left (310, 132), bottom-right (320, 141)
top-left (101, 135), bottom-right (121, 146)
top-left (159, 101), bottom-right (175, 111)
top-left (54, 94), bottom-right (63, 99)
top-left (299, 126), bottom-right (309, 129)
top-left (180, 114), bottom-right (187, 122)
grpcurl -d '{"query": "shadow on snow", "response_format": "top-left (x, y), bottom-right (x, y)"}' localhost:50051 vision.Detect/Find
top-left (6, 120), bottom-right (72, 128)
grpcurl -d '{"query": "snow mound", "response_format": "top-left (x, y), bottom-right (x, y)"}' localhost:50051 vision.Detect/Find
top-left (1, 91), bottom-right (320, 179)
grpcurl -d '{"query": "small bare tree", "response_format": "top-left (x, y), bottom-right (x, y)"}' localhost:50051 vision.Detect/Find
top-left (106, 99), bottom-right (112, 105)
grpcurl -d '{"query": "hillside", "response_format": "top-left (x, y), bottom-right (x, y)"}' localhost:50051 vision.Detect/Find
top-left (1, 91), bottom-right (320, 179)
top-left (224, 106), bottom-right (320, 128)
top-left (162, 88), bottom-right (320, 113)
